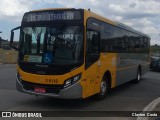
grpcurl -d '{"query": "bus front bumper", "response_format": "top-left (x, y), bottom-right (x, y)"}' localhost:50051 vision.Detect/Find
top-left (16, 78), bottom-right (83, 99)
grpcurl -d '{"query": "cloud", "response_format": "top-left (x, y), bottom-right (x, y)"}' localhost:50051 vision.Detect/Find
top-left (0, 0), bottom-right (160, 45)
top-left (109, 4), bottom-right (125, 13)
top-left (0, 0), bottom-right (41, 21)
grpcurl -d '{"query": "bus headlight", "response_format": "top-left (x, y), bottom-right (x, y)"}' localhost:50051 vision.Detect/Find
top-left (64, 79), bottom-right (72, 88)
top-left (63, 73), bottom-right (81, 88)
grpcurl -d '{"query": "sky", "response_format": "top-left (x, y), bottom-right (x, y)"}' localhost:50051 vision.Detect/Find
top-left (0, 0), bottom-right (160, 45)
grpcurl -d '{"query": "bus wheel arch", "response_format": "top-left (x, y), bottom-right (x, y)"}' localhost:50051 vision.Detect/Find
top-left (94, 70), bottom-right (111, 100)
top-left (104, 71), bottom-right (111, 89)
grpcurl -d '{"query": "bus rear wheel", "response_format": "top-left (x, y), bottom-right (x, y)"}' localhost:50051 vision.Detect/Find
top-left (133, 68), bottom-right (141, 83)
top-left (94, 75), bottom-right (110, 100)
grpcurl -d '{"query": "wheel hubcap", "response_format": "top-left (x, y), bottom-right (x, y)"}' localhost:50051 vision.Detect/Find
top-left (138, 72), bottom-right (140, 80)
top-left (100, 81), bottom-right (107, 95)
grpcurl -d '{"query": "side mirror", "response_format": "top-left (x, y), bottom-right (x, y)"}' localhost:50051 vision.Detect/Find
top-left (10, 26), bottom-right (21, 50)
top-left (10, 31), bottom-right (14, 44)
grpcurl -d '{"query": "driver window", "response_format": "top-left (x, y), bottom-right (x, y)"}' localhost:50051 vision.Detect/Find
top-left (86, 18), bottom-right (101, 69)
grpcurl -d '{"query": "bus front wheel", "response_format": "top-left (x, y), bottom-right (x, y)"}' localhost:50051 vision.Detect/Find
top-left (94, 75), bottom-right (110, 100)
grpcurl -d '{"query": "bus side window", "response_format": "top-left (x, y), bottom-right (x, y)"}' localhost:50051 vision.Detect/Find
top-left (87, 29), bottom-right (100, 55)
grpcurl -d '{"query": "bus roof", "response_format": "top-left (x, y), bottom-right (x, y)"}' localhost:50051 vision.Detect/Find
top-left (84, 9), bottom-right (150, 38)
top-left (29, 8), bottom-right (150, 38)
top-left (31, 8), bottom-right (78, 12)
top-left (115, 21), bottom-right (149, 38)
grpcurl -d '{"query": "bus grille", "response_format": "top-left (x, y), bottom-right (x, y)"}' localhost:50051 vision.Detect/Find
top-left (20, 65), bottom-right (68, 75)
top-left (21, 80), bottom-right (63, 94)
top-left (18, 62), bottom-right (82, 75)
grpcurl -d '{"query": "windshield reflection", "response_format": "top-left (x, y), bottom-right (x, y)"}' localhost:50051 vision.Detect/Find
top-left (19, 26), bottom-right (83, 65)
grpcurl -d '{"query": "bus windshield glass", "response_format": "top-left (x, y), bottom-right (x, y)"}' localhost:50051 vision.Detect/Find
top-left (19, 25), bottom-right (83, 65)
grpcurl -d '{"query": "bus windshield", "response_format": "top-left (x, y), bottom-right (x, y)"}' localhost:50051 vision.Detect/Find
top-left (19, 25), bottom-right (83, 65)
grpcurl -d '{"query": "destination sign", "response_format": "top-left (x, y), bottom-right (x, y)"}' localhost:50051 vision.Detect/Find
top-left (23, 11), bottom-right (82, 22)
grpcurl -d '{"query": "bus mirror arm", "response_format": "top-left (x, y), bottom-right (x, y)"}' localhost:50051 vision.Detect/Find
top-left (10, 31), bottom-right (14, 44)
top-left (10, 26), bottom-right (21, 51)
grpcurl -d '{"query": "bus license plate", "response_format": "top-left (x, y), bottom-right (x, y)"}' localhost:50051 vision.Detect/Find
top-left (34, 87), bottom-right (46, 93)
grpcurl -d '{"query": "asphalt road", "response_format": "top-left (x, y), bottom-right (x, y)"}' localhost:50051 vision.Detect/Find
top-left (0, 64), bottom-right (160, 119)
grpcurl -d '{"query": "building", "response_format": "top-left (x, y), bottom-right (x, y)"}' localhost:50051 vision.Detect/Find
top-left (0, 38), bottom-right (11, 50)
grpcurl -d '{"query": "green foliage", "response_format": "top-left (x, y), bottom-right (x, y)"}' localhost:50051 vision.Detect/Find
top-left (151, 45), bottom-right (160, 54)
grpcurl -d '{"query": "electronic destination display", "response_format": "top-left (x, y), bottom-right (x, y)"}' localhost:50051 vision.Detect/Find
top-left (22, 10), bottom-right (82, 22)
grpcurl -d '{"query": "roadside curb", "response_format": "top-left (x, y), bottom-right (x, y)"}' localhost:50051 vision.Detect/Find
top-left (137, 97), bottom-right (160, 120)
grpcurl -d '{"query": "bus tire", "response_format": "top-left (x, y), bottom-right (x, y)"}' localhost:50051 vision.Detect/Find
top-left (94, 74), bottom-right (110, 100)
top-left (133, 68), bottom-right (141, 83)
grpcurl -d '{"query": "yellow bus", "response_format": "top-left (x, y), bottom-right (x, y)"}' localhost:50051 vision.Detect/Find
top-left (10, 8), bottom-right (150, 100)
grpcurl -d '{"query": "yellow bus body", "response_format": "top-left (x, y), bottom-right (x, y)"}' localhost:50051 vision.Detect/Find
top-left (14, 8), bottom-right (150, 99)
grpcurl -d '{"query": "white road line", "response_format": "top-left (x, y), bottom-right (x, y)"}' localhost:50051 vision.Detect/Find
top-left (137, 97), bottom-right (160, 120)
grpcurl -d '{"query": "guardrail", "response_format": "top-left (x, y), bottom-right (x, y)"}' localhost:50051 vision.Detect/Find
top-left (0, 49), bottom-right (18, 64)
